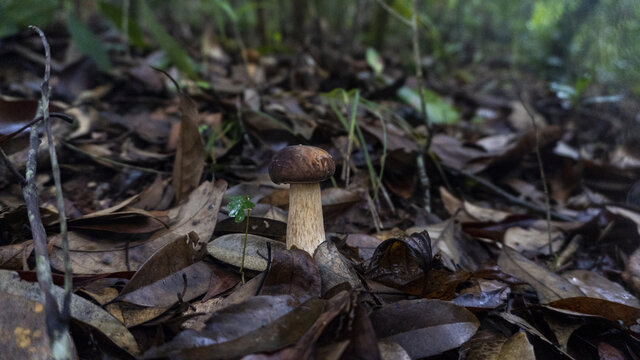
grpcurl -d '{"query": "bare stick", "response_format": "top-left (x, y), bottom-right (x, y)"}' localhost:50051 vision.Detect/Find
top-left (0, 147), bottom-right (26, 185)
top-left (42, 77), bottom-right (72, 325)
top-left (376, 0), bottom-right (432, 211)
top-left (25, 25), bottom-right (74, 359)
top-left (411, 0), bottom-right (433, 212)
top-left (444, 165), bottom-right (574, 222)
top-left (374, 0), bottom-right (412, 27)
top-left (122, 0), bottom-right (130, 58)
top-left (0, 112), bottom-right (73, 144)
top-left (62, 141), bottom-right (167, 174)
top-left (515, 90), bottom-right (555, 259)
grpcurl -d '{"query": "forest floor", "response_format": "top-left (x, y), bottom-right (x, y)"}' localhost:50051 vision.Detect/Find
top-left (1, 24), bottom-right (640, 360)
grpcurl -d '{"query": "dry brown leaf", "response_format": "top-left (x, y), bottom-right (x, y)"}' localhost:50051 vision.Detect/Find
top-left (0, 270), bottom-right (140, 355)
top-left (498, 246), bottom-right (583, 303)
top-left (49, 180), bottom-right (227, 273)
top-left (172, 91), bottom-right (205, 204)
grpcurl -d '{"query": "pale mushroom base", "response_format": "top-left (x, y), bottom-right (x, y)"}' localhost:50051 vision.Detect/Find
top-left (286, 182), bottom-right (326, 255)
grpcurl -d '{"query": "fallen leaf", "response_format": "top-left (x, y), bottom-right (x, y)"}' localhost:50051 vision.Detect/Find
top-left (207, 233), bottom-right (286, 271)
top-left (563, 269), bottom-right (640, 307)
top-left (118, 261), bottom-right (214, 308)
top-left (172, 89), bottom-right (205, 204)
top-left (0, 270), bottom-right (139, 355)
top-left (497, 246), bottom-right (583, 303)
top-left (119, 231), bottom-right (205, 296)
top-left (364, 231), bottom-right (432, 288)
top-left (370, 299), bottom-right (479, 359)
top-left (49, 180), bottom-right (226, 273)
top-left (314, 241), bottom-right (361, 294)
top-left (259, 248), bottom-right (322, 303)
top-left (463, 329), bottom-right (535, 360)
top-left (546, 297), bottom-right (640, 330)
top-left (0, 291), bottom-right (53, 358)
top-left (142, 296), bottom-right (325, 359)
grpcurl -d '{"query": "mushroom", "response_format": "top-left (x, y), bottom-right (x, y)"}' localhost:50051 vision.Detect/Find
top-left (269, 145), bottom-right (335, 255)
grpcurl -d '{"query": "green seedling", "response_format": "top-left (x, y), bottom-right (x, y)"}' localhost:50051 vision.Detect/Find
top-left (228, 195), bottom-right (255, 283)
top-left (323, 89), bottom-right (386, 199)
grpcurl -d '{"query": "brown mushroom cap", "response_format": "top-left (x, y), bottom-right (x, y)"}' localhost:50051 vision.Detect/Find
top-left (269, 145), bottom-right (335, 184)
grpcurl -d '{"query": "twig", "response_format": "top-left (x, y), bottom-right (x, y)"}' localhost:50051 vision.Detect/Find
top-left (0, 147), bottom-right (26, 185)
top-left (3, 43), bottom-right (64, 72)
top-left (444, 165), bottom-right (575, 222)
top-left (255, 242), bottom-right (272, 296)
top-left (62, 141), bottom-right (168, 174)
top-left (416, 154), bottom-right (431, 211)
top-left (374, 0), bottom-right (412, 27)
top-left (122, 0), bottom-right (130, 58)
top-left (239, 207), bottom-right (252, 284)
top-left (43, 80), bottom-right (72, 326)
top-left (25, 25), bottom-right (74, 359)
top-left (375, 0), bottom-right (434, 211)
top-left (364, 190), bottom-right (383, 233)
top-left (515, 89), bottom-right (555, 259)
top-left (0, 112), bottom-right (73, 144)
top-left (343, 90), bottom-right (360, 186)
top-left (411, 0), bottom-right (433, 212)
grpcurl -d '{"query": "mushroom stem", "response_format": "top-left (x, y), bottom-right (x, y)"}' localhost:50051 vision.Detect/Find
top-left (287, 182), bottom-right (325, 254)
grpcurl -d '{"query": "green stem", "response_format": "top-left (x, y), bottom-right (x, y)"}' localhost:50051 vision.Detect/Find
top-left (239, 209), bottom-right (251, 284)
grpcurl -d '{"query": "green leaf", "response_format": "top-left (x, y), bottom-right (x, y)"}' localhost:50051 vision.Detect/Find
top-left (228, 195), bottom-right (255, 223)
top-left (528, 0), bottom-right (565, 33)
top-left (97, 0), bottom-right (146, 49)
top-left (366, 47), bottom-right (384, 76)
top-left (0, 0), bottom-right (58, 38)
top-left (396, 87), bottom-right (459, 124)
top-left (66, 11), bottom-right (112, 71)
top-left (138, 0), bottom-right (195, 77)
top-left (214, 0), bottom-right (238, 23)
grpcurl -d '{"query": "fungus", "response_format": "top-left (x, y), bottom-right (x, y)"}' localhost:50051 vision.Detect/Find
top-left (269, 145), bottom-right (335, 254)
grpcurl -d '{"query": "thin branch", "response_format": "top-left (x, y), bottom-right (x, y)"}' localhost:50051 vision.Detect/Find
top-left (122, 0), bottom-right (130, 58)
top-left (374, 0), bottom-right (412, 27)
top-left (410, 0), bottom-right (432, 212)
top-left (26, 25), bottom-right (73, 359)
top-left (515, 89), bottom-right (556, 259)
top-left (0, 112), bottom-right (73, 144)
top-left (43, 95), bottom-right (72, 325)
top-left (376, 0), bottom-right (433, 211)
top-left (0, 147), bottom-right (26, 185)
top-left (62, 141), bottom-right (168, 174)
top-left (444, 165), bottom-right (575, 222)
top-left (255, 242), bottom-right (272, 296)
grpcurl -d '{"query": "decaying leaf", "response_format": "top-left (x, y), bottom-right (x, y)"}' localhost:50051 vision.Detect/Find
top-left (172, 85), bottom-right (205, 204)
top-left (498, 246), bottom-right (583, 303)
top-left (0, 270), bottom-right (139, 355)
top-left (0, 291), bottom-right (53, 359)
top-left (118, 231), bottom-right (205, 297)
top-left (142, 296), bottom-right (326, 359)
top-left (259, 248), bottom-right (322, 302)
top-left (49, 180), bottom-right (227, 273)
top-left (207, 233), bottom-right (286, 271)
top-left (370, 299), bottom-right (480, 358)
top-left (364, 231), bottom-right (432, 288)
top-left (546, 297), bottom-right (640, 330)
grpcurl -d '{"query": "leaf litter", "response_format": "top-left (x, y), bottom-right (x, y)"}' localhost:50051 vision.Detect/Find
top-left (1, 16), bottom-right (640, 360)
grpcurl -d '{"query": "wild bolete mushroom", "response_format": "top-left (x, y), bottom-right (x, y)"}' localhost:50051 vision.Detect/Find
top-left (269, 145), bottom-right (335, 255)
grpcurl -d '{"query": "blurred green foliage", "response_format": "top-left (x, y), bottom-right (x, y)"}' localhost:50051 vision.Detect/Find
top-left (1, 0), bottom-right (639, 92)
top-left (0, 0), bottom-right (59, 37)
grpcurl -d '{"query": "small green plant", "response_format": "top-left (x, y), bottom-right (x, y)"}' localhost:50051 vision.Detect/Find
top-left (323, 88), bottom-right (387, 199)
top-left (227, 195), bottom-right (255, 283)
